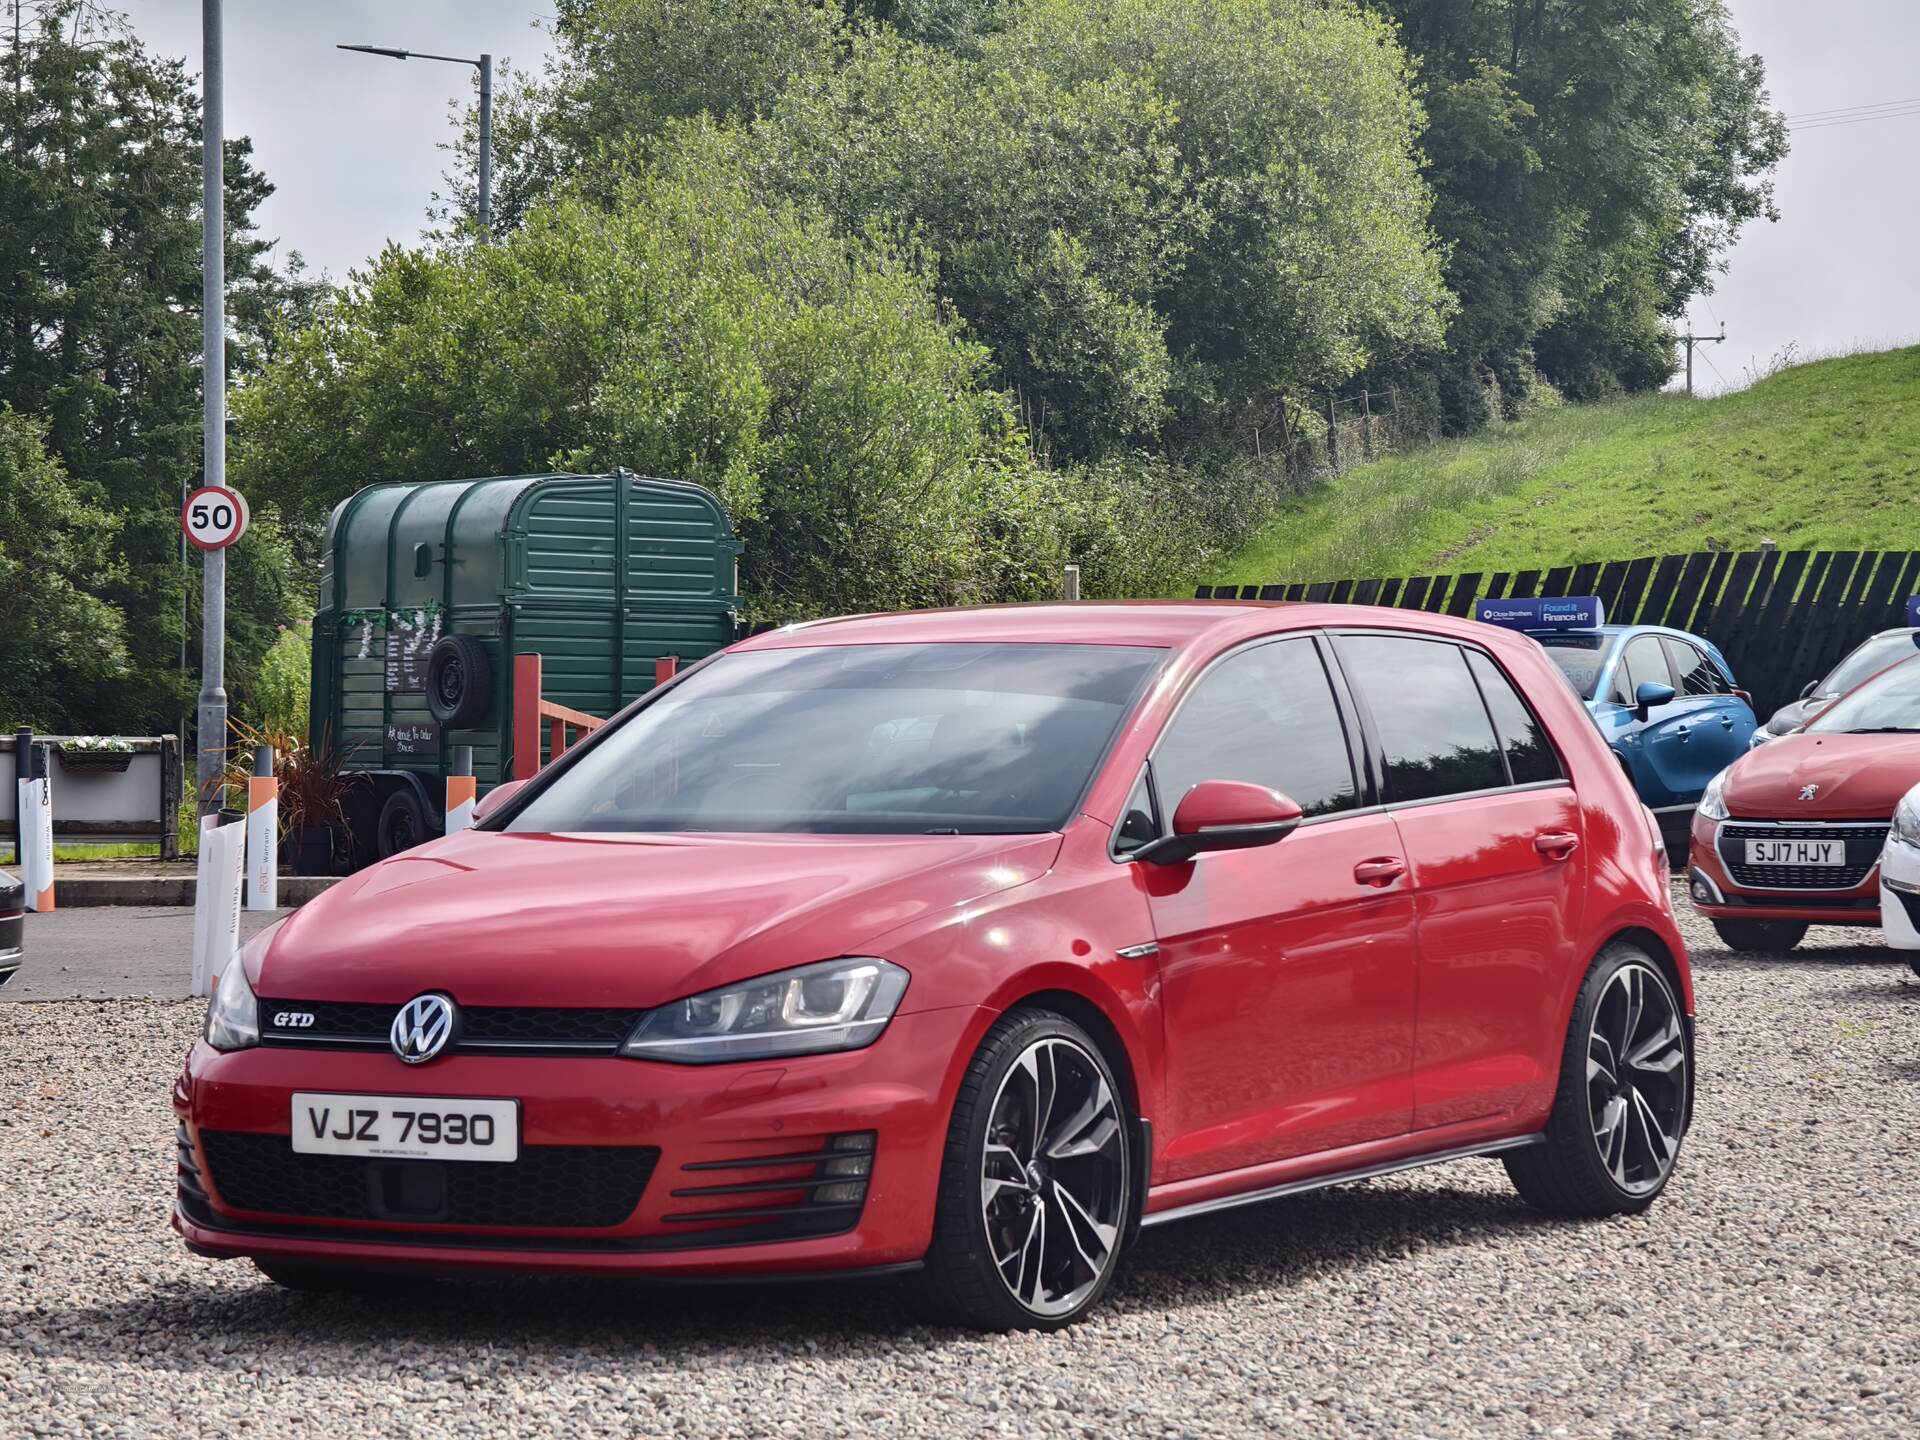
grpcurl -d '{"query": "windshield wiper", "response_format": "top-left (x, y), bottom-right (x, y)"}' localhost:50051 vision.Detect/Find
top-left (1845, 727), bottom-right (1920, 734)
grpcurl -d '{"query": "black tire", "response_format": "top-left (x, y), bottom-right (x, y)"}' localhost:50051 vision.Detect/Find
top-left (912, 1009), bottom-right (1132, 1332)
top-left (1711, 919), bottom-right (1808, 953)
top-left (1504, 942), bottom-right (1691, 1217)
top-left (376, 787), bottom-right (432, 859)
top-left (425, 634), bottom-right (492, 729)
top-left (253, 1258), bottom-right (412, 1293)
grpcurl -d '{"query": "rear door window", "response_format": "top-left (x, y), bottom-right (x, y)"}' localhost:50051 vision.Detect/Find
top-left (1466, 651), bottom-right (1563, 784)
top-left (1154, 638), bottom-right (1360, 819)
top-left (1662, 638), bottom-right (1730, 696)
top-left (1335, 635), bottom-right (1508, 803)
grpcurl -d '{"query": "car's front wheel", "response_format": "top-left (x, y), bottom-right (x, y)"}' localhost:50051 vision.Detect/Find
top-left (1504, 942), bottom-right (1691, 1216)
top-left (913, 1010), bottom-right (1132, 1331)
top-left (1711, 918), bottom-right (1808, 952)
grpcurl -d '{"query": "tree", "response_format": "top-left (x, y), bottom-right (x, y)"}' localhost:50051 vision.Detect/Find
top-left (0, 406), bottom-right (126, 729)
top-left (0, 2), bottom-right (315, 732)
top-left (237, 131), bottom-right (1064, 621)
top-left (1370, 0), bottom-right (1787, 425)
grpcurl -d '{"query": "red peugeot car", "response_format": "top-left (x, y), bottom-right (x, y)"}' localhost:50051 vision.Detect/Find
top-left (1689, 653), bottom-right (1920, 951)
top-left (176, 603), bottom-right (1693, 1330)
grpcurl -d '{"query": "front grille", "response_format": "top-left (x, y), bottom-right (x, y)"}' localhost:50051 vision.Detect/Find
top-left (1719, 822), bottom-right (1887, 892)
top-left (258, 1001), bottom-right (643, 1056)
top-left (196, 1130), bottom-right (658, 1229)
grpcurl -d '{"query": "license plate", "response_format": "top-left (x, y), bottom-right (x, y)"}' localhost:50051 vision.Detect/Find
top-left (1744, 838), bottom-right (1845, 866)
top-left (290, 1093), bottom-right (519, 1163)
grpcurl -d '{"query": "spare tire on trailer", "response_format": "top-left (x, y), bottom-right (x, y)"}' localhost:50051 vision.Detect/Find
top-left (426, 634), bottom-right (492, 729)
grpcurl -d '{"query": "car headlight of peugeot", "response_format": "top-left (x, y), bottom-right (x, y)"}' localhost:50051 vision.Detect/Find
top-left (1697, 768), bottom-right (1731, 822)
top-left (203, 954), bottom-right (260, 1052)
top-left (1893, 790), bottom-right (1920, 848)
top-left (622, 958), bottom-right (910, 1064)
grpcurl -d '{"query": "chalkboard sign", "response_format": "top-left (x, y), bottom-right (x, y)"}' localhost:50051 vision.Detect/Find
top-left (384, 634), bottom-right (428, 694)
top-left (385, 723), bottom-right (441, 760)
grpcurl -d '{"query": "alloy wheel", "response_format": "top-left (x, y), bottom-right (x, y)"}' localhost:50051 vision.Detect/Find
top-left (1586, 963), bottom-right (1687, 1195)
top-left (979, 1036), bottom-right (1127, 1318)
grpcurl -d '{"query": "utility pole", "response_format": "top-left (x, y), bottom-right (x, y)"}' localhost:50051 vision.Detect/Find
top-left (1679, 323), bottom-right (1726, 398)
top-left (337, 44), bottom-right (493, 235)
top-left (197, 0), bottom-right (226, 815)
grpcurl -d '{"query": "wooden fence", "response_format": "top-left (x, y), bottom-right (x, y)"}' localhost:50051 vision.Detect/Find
top-left (1196, 549), bottom-right (1920, 718)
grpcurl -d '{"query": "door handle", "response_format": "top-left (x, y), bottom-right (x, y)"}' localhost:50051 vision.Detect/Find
top-left (1721, 715), bottom-right (1735, 730)
top-left (1353, 857), bottom-right (1406, 888)
top-left (1534, 831), bottom-right (1580, 861)
top-left (1673, 725), bottom-right (1691, 742)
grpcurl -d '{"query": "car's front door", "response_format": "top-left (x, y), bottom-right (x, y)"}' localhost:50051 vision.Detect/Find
top-left (1140, 634), bottom-right (1417, 1181)
top-left (1330, 634), bottom-right (1586, 1133)
top-left (1609, 634), bottom-right (1698, 807)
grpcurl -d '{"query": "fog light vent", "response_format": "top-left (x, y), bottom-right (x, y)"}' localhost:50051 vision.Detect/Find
top-left (663, 1130), bottom-right (878, 1240)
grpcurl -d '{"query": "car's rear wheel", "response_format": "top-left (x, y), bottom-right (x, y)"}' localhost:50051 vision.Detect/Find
top-left (1711, 919), bottom-right (1808, 952)
top-left (1504, 943), bottom-right (1690, 1216)
top-left (913, 1010), bottom-right (1131, 1332)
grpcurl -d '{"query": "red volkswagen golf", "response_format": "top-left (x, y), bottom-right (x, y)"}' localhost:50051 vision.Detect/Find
top-left (176, 603), bottom-right (1693, 1330)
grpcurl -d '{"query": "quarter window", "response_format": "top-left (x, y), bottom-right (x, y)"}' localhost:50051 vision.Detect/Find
top-left (1466, 651), bottom-right (1563, 784)
top-left (1336, 636), bottom-right (1508, 803)
top-left (1154, 638), bottom-right (1359, 819)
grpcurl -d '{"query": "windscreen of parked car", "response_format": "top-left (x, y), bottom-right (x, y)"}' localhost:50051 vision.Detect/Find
top-left (1530, 633), bottom-right (1610, 700)
top-left (1816, 631), bottom-right (1920, 699)
top-left (1804, 655), bottom-right (1920, 734)
top-left (505, 642), bottom-right (1164, 836)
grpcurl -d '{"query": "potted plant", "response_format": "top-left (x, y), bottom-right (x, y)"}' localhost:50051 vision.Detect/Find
top-left (222, 722), bottom-right (357, 875)
top-left (56, 736), bottom-right (136, 773)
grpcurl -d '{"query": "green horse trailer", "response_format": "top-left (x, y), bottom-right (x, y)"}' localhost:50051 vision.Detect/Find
top-left (309, 470), bottom-right (741, 863)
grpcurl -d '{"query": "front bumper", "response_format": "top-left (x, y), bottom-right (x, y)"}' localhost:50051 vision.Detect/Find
top-left (1687, 813), bottom-right (1884, 928)
top-left (1880, 836), bottom-right (1920, 949)
top-left (174, 1005), bottom-right (985, 1279)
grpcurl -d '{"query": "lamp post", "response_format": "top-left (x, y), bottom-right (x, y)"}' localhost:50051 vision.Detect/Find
top-left (197, 0), bottom-right (226, 815)
top-left (337, 43), bottom-right (493, 234)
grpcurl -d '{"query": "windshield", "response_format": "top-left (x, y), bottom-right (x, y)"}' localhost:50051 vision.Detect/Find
top-left (1531, 634), bottom-right (1609, 700)
top-left (1818, 630), bottom-right (1920, 698)
top-left (505, 642), bottom-right (1164, 836)
top-left (1806, 654), bottom-right (1920, 734)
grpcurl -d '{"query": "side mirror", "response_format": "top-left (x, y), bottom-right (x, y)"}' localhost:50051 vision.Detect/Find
top-left (471, 778), bottom-right (526, 825)
top-left (1137, 781), bottom-right (1303, 867)
top-left (1634, 680), bottom-right (1676, 720)
top-left (1800, 679), bottom-right (1819, 700)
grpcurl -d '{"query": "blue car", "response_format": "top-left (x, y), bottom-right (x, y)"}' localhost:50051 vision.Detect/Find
top-left (1527, 624), bottom-right (1757, 844)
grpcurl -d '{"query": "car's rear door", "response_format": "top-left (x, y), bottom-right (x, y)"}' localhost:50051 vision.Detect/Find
top-left (1663, 636), bottom-right (1752, 779)
top-left (1140, 634), bottom-right (1417, 1181)
top-left (1330, 633), bottom-right (1586, 1133)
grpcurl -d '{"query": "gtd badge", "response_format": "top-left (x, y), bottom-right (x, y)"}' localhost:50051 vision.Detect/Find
top-left (390, 993), bottom-right (458, 1064)
top-left (271, 1011), bottom-right (315, 1029)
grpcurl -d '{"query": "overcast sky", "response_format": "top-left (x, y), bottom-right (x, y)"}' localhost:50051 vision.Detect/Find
top-left (123, 0), bottom-right (1920, 396)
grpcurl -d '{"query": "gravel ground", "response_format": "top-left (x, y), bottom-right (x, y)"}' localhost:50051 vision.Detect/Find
top-left (3, 895), bottom-right (1917, 1438)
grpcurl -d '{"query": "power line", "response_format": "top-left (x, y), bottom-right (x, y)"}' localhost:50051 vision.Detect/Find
top-left (1699, 348), bottom-right (1731, 392)
top-left (1792, 104), bottom-right (1920, 133)
top-left (1786, 95), bottom-right (1920, 121)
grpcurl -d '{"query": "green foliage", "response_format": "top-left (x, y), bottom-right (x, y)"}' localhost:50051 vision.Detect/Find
top-left (1371, 0), bottom-right (1788, 428)
top-left (0, 3), bottom-right (317, 734)
top-left (1210, 346), bottom-right (1920, 588)
top-left (240, 133), bottom-right (1065, 620)
top-left (0, 406), bottom-right (127, 728)
top-left (251, 621), bottom-right (313, 737)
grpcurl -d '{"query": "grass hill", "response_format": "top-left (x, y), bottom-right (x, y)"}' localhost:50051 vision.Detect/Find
top-left (1206, 345), bottom-right (1919, 589)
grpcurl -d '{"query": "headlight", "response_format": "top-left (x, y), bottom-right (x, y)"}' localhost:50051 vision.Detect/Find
top-left (1893, 790), bottom-right (1920, 847)
top-left (203, 954), bottom-right (259, 1052)
top-left (1697, 768), bottom-right (1731, 821)
top-left (622, 958), bottom-right (910, 1064)
top-left (1747, 729), bottom-right (1771, 749)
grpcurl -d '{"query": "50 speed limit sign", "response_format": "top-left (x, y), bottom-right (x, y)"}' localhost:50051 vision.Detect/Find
top-left (181, 485), bottom-right (250, 551)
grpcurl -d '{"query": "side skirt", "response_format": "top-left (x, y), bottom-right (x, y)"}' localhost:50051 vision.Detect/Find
top-left (1139, 1134), bottom-right (1545, 1230)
